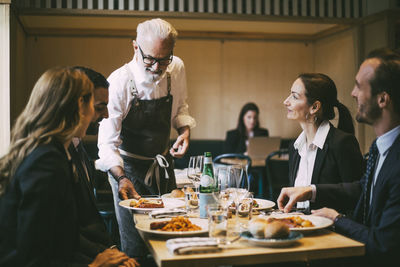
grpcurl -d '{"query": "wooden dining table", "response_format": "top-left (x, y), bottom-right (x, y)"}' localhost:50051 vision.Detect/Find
top-left (134, 213), bottom-right (365, 267)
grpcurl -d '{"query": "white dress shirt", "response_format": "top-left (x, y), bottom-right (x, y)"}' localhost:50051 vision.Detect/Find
top-left (96, 56), bottom-right (196, 172)
top-left (370, 125), bottom-right (400, 203)
top-left (294, 120), bottom-right (330, 209)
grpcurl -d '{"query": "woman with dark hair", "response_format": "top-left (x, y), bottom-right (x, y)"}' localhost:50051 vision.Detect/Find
top-left (281, 73), bottom-right (364, 210)
top-left (0, 67), bottom-right (136, 266)
top-left (224, 102), bottom-right (269, 154)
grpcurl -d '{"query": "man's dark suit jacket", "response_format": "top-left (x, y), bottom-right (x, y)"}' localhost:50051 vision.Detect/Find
top-left (223, 127), bottom-right (269, 154)
top-left (0, 141), bottom-right (79, 267)
top-left (68, 142), bottom-right (113, 263)
top-left (289, 124), bottom-right (364, 211)
top-left (316, 133), bottom-right (400, 267)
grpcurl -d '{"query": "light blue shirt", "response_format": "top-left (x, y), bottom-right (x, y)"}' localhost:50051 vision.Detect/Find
top-left (371, 125), bottom-right (400, 202)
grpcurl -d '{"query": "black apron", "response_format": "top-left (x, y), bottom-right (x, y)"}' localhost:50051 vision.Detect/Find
top-left (118, 66), bottom-right (176, 195)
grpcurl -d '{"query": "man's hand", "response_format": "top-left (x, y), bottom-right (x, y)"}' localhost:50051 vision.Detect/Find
top-left (277, 186), bottom-right (313, 213)
top-left (311, 207), bottom-right (339, 221)
top-left (89, 248), bottom-right (140, 267)
top-left (118, 178), bottom-right (141, 200)
top-left (170, 126), bottom-right (190, 158)
top-left (110, 166), bottom-right (141, 200)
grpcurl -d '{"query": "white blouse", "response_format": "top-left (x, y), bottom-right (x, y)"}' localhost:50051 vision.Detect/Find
top-left (293, 120), bottom-right (330, 209)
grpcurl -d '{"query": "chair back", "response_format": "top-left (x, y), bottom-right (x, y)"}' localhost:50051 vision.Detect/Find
top-left (265, 149), bottom-right (289, 201)
top-left (213, 153), bottom-right (252, 190)
top-left (213, 153), bottom-right (252, 172)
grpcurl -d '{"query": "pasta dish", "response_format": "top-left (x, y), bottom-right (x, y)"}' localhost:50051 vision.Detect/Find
top-left (150, 216), bottom-right (202, 232)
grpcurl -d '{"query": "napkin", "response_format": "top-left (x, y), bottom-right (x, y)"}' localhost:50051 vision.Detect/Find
top-left (166, 237), bottom-right (222, 255)
top-left (149, 208), bottom-right (187, 219)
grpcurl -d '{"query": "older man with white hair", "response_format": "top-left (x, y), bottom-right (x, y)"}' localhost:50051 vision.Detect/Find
top-left (96, 18), bottom-right (195, 260)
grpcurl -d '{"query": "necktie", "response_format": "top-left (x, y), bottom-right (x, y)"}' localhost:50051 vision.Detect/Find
top-left (363, 140), bottom-right (378, 224)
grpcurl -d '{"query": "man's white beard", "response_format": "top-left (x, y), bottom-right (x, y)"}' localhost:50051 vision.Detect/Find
top-left (142, 67), bottom-right (164, 83)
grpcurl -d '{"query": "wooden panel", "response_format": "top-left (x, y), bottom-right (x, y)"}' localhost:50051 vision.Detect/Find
top-left (174, 40), bottom-right (222, 139)
top-left (221, 41), bottom-right (313, 139)
top-left (265, 0), bottom-right (271, 15)
top-left (208, 0), bottom-right (213, 13)
top-left (293, 0), bottom-right (298, 16)
top-left (314, 28), bottom-right (359, 147)
top-left (0, 3), bottom-right (10, 156)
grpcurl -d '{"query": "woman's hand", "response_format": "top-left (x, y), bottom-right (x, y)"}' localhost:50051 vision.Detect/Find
top-left (89, 248), bottom-right (140, 267)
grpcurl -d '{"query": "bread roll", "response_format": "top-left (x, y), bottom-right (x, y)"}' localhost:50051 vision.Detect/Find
top-left (170, 189), bottom-right (185, 198)
top-left (249, 218), bottom-right (269, 238)
top-left (264, 221), bottom-right (290, 239)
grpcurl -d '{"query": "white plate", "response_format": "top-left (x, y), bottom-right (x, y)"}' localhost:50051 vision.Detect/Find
top-left (119, 198), bottom-right (185, 213)
top-left (253, 198), bottom-right (275, 210)
top-left (265, 214), bottom-right (333, 232)
top-left (136, 218), bottom-right (209, 236)
top-left (161, 193), bottom-right (185, 201)
top-left (241, 231), bottom-right (303, 247)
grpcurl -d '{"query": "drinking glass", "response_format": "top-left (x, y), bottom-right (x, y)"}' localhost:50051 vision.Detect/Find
top-left (208, 204), bottom-right (227, 244)
top-left (215, 165), bottom-right (229, 191)
top-left (184, 187), bottom-right (199, 216)
top-left (227, 164), bottom-right (249, 191)
top-left (237, 191), bottom-right (253, 230)
top-left (187, 156), bottom-right (203, 192)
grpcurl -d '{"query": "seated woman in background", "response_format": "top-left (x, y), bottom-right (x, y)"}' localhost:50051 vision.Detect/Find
top-left (0, 67), bottom-right (136, 267)
top-left (281, 73), bottom-right (364, 211)
top-left (224, 102), bottom-right (269, 154)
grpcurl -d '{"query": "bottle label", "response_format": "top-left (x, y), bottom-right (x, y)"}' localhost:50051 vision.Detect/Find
top-left (204, 157), bottom-right (212, 164)
top-left (199, 193), bottom-right (216, 218)
top-left (200, 174), bottom-right (213, 187)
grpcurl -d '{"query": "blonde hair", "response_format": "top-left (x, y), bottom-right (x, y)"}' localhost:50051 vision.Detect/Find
top-left (136, 18), bottom-right (178, 45)
top-left (0, 67), bottom-right (94, 195)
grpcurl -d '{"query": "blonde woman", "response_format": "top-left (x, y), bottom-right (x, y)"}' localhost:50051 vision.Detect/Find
top-left (0, 67), bottom-right (136, 267)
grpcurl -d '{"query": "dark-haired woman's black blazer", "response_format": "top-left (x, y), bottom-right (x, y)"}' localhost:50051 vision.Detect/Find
top-left (223, 128), bottom-right (269, 154)
top-left (288, 124), bottom-right (364, 210)
top-left (0, 141), bottom-right (79, 267)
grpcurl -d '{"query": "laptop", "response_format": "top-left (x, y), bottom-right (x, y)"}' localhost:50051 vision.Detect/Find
top-left (247, 136), bottom-right (281, 161)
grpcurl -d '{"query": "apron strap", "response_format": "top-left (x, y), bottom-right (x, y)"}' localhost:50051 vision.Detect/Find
top-left (167, 72), bottom-right (171, 94)
top-left (119, 149), bottom-right (169, 195)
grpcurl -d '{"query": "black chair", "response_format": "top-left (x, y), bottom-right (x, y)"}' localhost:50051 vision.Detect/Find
top-left (213, 153), bottom-right (252, 190)
top-left (265, 149), bottom-right (289, 201)
top-left (213, 153), bottom-right (252, 172)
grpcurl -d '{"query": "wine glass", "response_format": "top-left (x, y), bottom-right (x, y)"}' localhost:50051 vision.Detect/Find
top-left (187, 155), bottom-right (203, 192)
top-left (227, 165), bottom-right (249, 227)
top-left (227, 164), bottom-right (249, 191)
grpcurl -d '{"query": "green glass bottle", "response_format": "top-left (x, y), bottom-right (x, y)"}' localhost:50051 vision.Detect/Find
top-left (199, 152), bottom-right (216, 193)
top-left (199, 152), bottom-right (217, 218)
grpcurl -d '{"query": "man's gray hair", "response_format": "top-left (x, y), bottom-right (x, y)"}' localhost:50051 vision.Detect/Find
top-left (136, 18), bottom-right (178, 45)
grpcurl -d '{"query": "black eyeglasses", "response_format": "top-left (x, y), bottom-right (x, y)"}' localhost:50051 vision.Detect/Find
top-left (137, 45), bottom-right (173, 66)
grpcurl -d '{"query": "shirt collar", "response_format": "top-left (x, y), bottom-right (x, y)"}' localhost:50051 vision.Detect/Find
top-left (376, 125), bottom-right (400, 155)
top-left (294, 120), bottom-right (330, 150)
top-left (313, 120), bottom-right (330, 149)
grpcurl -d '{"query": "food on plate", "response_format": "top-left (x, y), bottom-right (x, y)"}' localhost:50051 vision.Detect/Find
top-left (185, 187), bottom-right (194, 193)
top-left (129, 198), bottom-right (164, 208)
top-left (229, 199), bottom-right (258, 211)
top-left (249, 218), bottom-right (290, 239)
top-left (249, 218), bottom-right (269, 238)
top-left (264, 221), bottom-right (290, 239)
top-left (150, 216), bottom-right (202, 232)
top-left (252, 199), bottom-right (259, 208)
top-left (267, 216), bottom-right (314, 228)
top-left (170, 189), bottom-right (185, 198)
